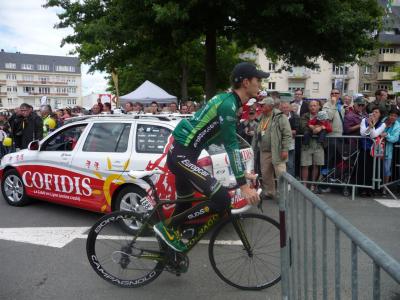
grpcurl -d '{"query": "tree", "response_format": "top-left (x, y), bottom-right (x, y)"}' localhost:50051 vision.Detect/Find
top-left (46, 0), bottom-right (383, 99)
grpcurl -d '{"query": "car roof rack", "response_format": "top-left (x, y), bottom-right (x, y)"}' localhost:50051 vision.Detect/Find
top-left (64, 113), bottom-right (193, 124)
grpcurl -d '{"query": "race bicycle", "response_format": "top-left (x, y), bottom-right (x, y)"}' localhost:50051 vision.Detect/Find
top-left (86, 169), bottom-right (281, 290)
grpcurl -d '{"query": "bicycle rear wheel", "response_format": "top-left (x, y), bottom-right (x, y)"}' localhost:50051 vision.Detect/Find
top-left (86, 211), bottom-right (166, 288)
top-left (208, 213), bottom-right (281, 290)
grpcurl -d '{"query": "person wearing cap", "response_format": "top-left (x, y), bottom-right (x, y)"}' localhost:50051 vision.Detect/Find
top-left (253, 97), bottom-right (292, 199)
top-left (343, 97), bottom-right (367, 135)
top-left (152, 62), bottom-right (269, 252)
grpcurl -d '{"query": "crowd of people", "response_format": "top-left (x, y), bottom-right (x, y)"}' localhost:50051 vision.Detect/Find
top-left (238, 88), bottom-right (400, 198)
top-left (0, 87), bottom-right (399, 198)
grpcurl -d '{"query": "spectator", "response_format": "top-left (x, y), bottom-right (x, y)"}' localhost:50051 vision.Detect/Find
top-left (359, 107), bottom-right (386, 196)
top-left (40, 105), bottom-right (57, 137)
top-left (169, 102), bottom-right (179, 113)
top-left (279, 100), bottom-right (300, 177)
top-left (381, 108), bottom-right (400, 194)
top-left (149, 101), bottom-right (160, 114)
top-left (96, 97), bottom-right (104, 112)
top-left (299, 100), bottom-right (325, 193)
top-left (63, 108), bottom-right (72, 119)
top-left (134, 102), bottom-right (144, 114)
top-left (0, 112), bottom-right (10, 157)
top-left (323, 89), bottom-right (345, 136)
top-left (102, 102), bottom-right (113, 114)
top-left (291, 89), bottom-right (308, 116)
top-left (253, 97), bottom-right (292, 199)
top-left (242, 109), bottom-right (258, 144)
top-left (304, 110), bottom-right (332, 146)
top-left (270, 91), bottom-right (280, 108)
top-left (180, 104), bottom-right (189, 114)
top-left (124, 102), bottom-right (135, 114)
top-left (90, 104), bottom-right (101, 115)
top-left (366, 89), bottom-right (391, 116)
top-left (342, 94), bottom-right (353, 114)
top-left (343, 97), bottom-right (367, 135)
top-left (8, 108), bottom-right (23, 151)
top-left (19, 103), bottom-right (43, 149)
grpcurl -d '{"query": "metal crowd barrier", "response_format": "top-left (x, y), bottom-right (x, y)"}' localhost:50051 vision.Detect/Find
top-left (293, 135), bottom-right (382, 200)
top-left (278, 172), bottom-right (400, 300)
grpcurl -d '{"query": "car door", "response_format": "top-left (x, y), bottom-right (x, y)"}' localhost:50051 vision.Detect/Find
top-left (70, 121), bottom-right (133, 211)
top-left (23, 123), bottom-right (89, 204)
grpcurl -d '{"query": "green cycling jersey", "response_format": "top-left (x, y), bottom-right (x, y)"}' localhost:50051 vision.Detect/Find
top-left (172, 92), bottom-right (246, 186)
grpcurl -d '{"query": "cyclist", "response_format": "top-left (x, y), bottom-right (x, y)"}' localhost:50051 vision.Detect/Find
top-left (153, 62), bottom-right (270, 252)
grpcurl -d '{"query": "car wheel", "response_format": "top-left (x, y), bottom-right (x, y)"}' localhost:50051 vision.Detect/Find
top-left (1, 169), bottom-right (31, 206)
top-left (113, 185), bottom-right (148, 233)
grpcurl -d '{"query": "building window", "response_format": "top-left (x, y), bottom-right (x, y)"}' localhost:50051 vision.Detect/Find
top-left (67, 87), bottom-right (76, 93)
top-left (6, 86), bottom-right (11, 92)
top-left (23, 86), bottom-right (35, 93)
top-left (379, 48), bottom-right (395, 54)
top-left (12, 86), bottom-right (17, 92)
top-left (39, 87), bottom-right (50, 94)
top-left (67, 77), bottom-right (76, 84)
top-left (378, 84), bottom-right (391, 90)
top-left (55, 65), bottom-right (75, 72)
top-left (37, 64), bottom-right (49, 71)
top-left (5, 63), bottom-right (16, 69)
top-left (363, 83), bottom-right (371, 91)
top-left (22, 74), bottom-right (34, 81)
top-left (67, 98), bottom-right (77, 105)
top-left (378, 65), bottom-right (390, 72)
top-left (38, 76), bottom-right (49, 83)
top-left (56, 87), bottom-right (67, 93)
top-left (268, 82), bottom-right (276, 90)
top-left (312, 82), bottom-right (319, 91)
top-left (7, 98), bottom-right (13, 104)
top-left (55, 76), bottom-right (67, 83)
top-left (0, 99), bottom-right (3, 107)
top-left (268, 63), bottom-right (276, 71)
top-left (21, 64), bottom-right (34, 70)
top-left (332, 65), bottom-right (349, 75)
top-left (312, 64), bottom-right (321, 73)
top-left (6, 74), bottom-right (16, 80)
top-left (364, 65), bottom-right (372, 74)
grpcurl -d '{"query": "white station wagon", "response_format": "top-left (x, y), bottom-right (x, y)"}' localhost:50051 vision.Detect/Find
top-left (0, 114), bottom-right (254, 218)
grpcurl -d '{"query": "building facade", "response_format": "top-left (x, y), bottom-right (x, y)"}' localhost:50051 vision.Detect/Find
top-left (255, 49), bottom-right (360, 100)
top-left (0, 50), bottom-right (82, 109)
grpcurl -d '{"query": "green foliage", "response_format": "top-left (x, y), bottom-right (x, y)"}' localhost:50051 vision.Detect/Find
top-left (45, 0), bottom-right (384, 99)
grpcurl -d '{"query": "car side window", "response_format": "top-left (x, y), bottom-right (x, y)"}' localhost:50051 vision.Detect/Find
top-left (83, 123), bottom-right (131, 152)
top-left (136, 124), bottom-right (171, 154)
top-left (41, 124), bottom-right (87, 152)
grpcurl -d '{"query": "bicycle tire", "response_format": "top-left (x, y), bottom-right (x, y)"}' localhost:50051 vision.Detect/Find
top-left (86, 211), bottom-right (166, 288)
top-left (208, 213), bottom-right (281, 290)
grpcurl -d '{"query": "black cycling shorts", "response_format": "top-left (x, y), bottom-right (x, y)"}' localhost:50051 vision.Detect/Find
top-left (167, 141), bottom-right (230, 212)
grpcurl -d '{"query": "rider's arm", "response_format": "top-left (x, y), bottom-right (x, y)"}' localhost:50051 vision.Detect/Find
top-left (218, 100), bottom-right (246, 186)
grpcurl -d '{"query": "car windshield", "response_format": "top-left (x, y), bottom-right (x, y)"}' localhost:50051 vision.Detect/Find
top-left (206, 134), bottom-right (250, 155)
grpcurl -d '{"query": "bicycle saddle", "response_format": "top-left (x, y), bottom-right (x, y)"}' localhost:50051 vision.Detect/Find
top-left (128, 169), bottom-right (165, 179)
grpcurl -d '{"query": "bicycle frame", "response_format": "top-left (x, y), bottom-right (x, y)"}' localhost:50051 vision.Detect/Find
top-left (131, 176), bottom-right (252, 257)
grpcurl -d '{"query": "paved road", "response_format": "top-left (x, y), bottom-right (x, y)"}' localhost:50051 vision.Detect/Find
top-left (0, 191), bottom-right (399, 300)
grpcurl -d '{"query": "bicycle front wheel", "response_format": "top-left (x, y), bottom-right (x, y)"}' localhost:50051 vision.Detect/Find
top-left (86, 211), bottom-right (166, 288)
top-left (209, 213), bottom-right (281, 290)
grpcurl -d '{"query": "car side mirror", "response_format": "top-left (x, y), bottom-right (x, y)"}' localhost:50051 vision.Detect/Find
top-left (28, 140), bottom-right (40, 151)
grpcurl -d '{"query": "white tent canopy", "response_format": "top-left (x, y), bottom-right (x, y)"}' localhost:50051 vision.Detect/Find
top-left (119, 80), bottom-right (177, 105)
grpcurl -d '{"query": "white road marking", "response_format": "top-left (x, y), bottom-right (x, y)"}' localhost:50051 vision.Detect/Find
top-left (0, 227), bottom-right (90, 248)
top-left (0, 227), bottom-right (243, 248)
top-left (375, 199), bottom-right (400, 208)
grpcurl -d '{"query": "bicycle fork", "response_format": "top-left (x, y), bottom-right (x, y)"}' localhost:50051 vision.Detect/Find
top-left (231, 215), bottom-right (253, 256)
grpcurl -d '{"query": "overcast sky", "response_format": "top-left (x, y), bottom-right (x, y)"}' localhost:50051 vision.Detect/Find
top-left (0, 0), bottom-right (108, 95)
